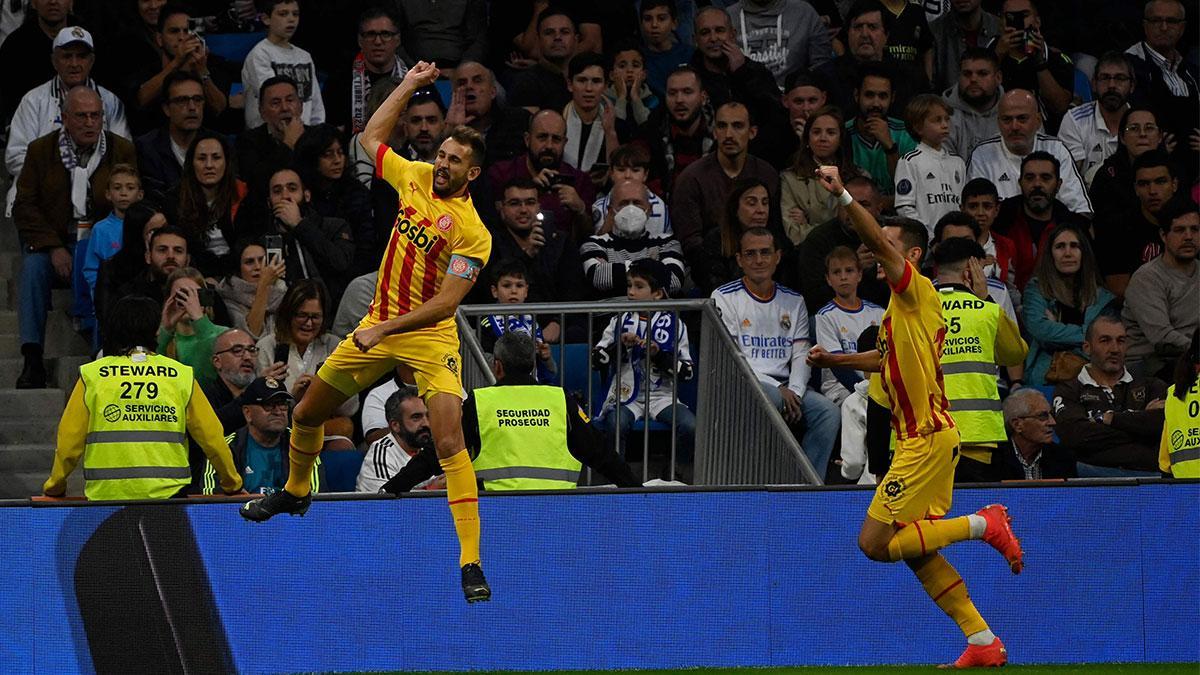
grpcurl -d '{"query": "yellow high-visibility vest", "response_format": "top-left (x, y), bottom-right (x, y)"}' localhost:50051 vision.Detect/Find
top-left (1160, 381), bottom-right (1200, 478)
top-left (78, 352), bottom-right (195, 500)
top-left (473, 385), bottom-right (580, 491)
top-left (938, 287), bottom-right (1006, 445)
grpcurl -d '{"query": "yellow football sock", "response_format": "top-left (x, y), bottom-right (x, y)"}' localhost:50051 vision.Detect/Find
top-left (441, 449), bottom-right (481, 568)
top-left (886, 517), bottom-right (972, 561)
top-left (911, 554), bottom-right (989, 636)
top-left (283, 421), bottom-right (323, 497)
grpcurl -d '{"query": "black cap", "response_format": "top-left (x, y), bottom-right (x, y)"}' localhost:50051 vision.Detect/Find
top-left (628, 258), bottom-right (671, 292)
top-left (242, 377), bottom-right (293, 405)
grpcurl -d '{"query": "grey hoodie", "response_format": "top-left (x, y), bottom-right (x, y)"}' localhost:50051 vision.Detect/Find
top-left (943, 84), bottom-right (1003, 159)
top-left (726, 0), bottom-right (833, 88)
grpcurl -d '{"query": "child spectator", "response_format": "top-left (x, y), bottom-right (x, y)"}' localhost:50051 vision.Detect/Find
top-left (81, 164), bottom-right (142, 310)
top-left (242, 0), bottom-right (325, 129)
top-left (894, 94), bottom-right (965, 237)
top-left (478, 260), bottom-right (558, 384)
top-left (591, 144), bottom-right (672, 236)
top-left (960, 177), bottom-right (1017, 286)
top-left (639, 0), bottom-right (693, 96)
top-left (607, 44), bottom-right (659, 127)
top-left (591, 259), bottom-right (695, 470)
top-left (814, 246), bottom-right (883, 406)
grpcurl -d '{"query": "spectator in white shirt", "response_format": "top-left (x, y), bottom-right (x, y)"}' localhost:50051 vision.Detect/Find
top-left (1057, 52), bottom-right (1135, 186)
top-left (894, 94), bottom-right (966, 237)
top-left (242, 0), bottom-right (325, 129)
top-left (357, 386), bottom-right (439, 493)
top-left (711, 226), bottom-right (840, 479)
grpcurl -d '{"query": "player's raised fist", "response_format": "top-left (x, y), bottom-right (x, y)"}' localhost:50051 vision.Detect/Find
top-left (405, 61), bottom-right (440, 88)
top-left (814, 165), bottom-right (844, 195)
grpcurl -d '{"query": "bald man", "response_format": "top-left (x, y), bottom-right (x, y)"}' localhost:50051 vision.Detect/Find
top-left (485, 109), bottom-right (595, 240)
top-left (965, 89), bottom-right (1091, 216)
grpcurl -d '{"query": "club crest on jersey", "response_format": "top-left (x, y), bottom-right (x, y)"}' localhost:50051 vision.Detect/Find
top-left (780, 313), bottom-right (791, 331)
top-left (435, 214), bottom-right (454, 232)
top-left (741, 318), bottom-right (751, 329)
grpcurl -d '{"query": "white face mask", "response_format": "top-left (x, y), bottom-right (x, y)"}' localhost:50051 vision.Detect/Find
top-left (613, 203), bottom-right (648, 238)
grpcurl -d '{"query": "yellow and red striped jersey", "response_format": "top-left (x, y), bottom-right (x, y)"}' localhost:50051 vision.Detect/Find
top-left (368, 145), bottom-right (491, 331)
top-left (876, 260), bottom-right (956, 440)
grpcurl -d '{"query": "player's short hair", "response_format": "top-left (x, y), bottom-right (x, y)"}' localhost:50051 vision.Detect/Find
top-left (407, 87), bottom-right (447, 116)
top-left (665, 64), bottom-right (702, 87)
top-left (738, 226), bottom-right (778, 252)
top-left (1084, 313), bottom-right (1125, 343)
top-left (502, 177), bottom-right (539, 197)
top-left (845, 174), bottom-right (879, 196)
top-left (490, 257), bottom-right (529, 287)
top-left (903, 94), bottom-right (952, 140)
top-left (1095, 51), bottom-right (1135, 79)
top-left (384, 386), bottom-right (421, 426)
top-left (102, 295), bottom-right (161, 356)
top-left (108, 163), bottom-right (141, 188)
top-left (715, 100), bottom-right (754, 126)
top-left (959, 46), bottom-right (999, 70)
top-left (447, 125), bottom-right (486, 168)
top-left (611, 143), bottom-right (650, 170)
top-left (157, 2), bottom-right (191, 33)
top-left (1020, 150), bottom-right (1060, 179)
top-left (881, 216), bottom-right (928, 258)
top-left (933, 210), bottom-right (981, 242)
top-left (494, 331), bottom-right (537, 375)
top-left (641, 0), bottom-right (677, 20)
top-left (961, 177), bottom-right (999, 203)
top-left (258, 75), bottom-right (298, 108)
top-left (1132, 148), bottom-right (1175, 179)
top-left (148, 224), bottom-right (189, 248)
top-left (1157, 196), bottom-right (1200, 233)
top-left (536, 6), bottom-right (576, 32)
top-left (567, 51), bottom-right (606, 80)
top-left (825, 245), bottom-right (859, 271)
top-left (932, 236), bottom-right (986, 271)
top-left (162, 70), bottom-right (204, 105)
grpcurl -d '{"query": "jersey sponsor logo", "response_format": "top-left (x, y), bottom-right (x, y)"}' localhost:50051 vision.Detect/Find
top-left (436, 214), bottom-right (454, 232)
top-left (897, 178), bottom-right (913, 195)
top-left (396, 212), bottom-right (443, 254)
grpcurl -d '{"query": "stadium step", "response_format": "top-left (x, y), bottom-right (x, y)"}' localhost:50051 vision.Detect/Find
top-left (0, 418), bottom-right (64, 445)
top-left (0, 470), bottom-right (82, 500)
top-left (0, 390), bottom-right (65, 417)
top-left (0, 444), bottom-right (55, 471)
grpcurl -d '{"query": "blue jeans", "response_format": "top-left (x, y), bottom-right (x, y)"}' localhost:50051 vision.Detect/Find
top-left (18, 248), bottom-right (55, 346)
top-left (592, 403), bottom-right (696, 463)
top-left (759, 382), bottom-right (839, 479)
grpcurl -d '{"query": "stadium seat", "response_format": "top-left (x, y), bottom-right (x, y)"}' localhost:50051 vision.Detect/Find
top-left (321, 449), bottom-right (365, 492)
top-left (204, 32), bottom-right (265, 63)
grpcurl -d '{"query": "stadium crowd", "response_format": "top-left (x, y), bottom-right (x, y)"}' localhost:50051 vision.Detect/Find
top-left (1, 0), bottom-right (1197, 492)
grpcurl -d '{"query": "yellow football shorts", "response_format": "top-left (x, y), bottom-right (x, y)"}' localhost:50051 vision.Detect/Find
top-left (317, 324), bottom-right (464, 400)
top-left (867, 427), bottom-right (961, 526)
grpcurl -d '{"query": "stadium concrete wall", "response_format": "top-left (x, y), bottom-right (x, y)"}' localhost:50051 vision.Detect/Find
top-left (1, 482), bottom-right (1196, 673)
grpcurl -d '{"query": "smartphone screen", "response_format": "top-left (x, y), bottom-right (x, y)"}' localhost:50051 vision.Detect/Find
top-left (273, 343), bottom-right (290, 365)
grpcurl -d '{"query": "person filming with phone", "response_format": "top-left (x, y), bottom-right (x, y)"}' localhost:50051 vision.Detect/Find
top-left (987, 0), bottom-right (1074, 124)
top-left (158, 267), bottom-right (231, 390)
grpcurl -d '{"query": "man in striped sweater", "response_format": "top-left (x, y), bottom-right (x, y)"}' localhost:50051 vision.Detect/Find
top-left (581, 180), bottom-right (687, 299)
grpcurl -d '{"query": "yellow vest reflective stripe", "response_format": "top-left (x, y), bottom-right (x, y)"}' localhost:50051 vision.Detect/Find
top-left (938, 287), bottom-right (1006, 444)
top-left (1163, 382), bottom-right (1200, 478)
top-left (79, 352), bottom-right (194, 500)
top-left (473, 385), bottom-right (580, 491)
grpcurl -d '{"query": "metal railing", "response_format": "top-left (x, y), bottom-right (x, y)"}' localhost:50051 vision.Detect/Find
top-left (456, 299), bottom-right (821, 486)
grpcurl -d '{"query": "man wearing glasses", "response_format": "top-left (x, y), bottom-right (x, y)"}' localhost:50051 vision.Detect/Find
top-left (324, 6), bottom-right (412, 134)
top-left (1057, 53), bottom-right (1135, 183)
top-left (999, 388), bottom-right (1076, 480)
top-left (135, 72), bottom-right (209, 199)
top-left (204, 329), bottom-right (288, 434)
top-left (1126, 0), bottom-right (1198, 181)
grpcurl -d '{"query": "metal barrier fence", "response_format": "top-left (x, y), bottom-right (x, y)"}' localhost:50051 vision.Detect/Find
top-left (456, 300), bottom-right (821, 486)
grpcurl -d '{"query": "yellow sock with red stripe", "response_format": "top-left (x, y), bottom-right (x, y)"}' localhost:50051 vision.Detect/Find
top-left (911, 554), bottom-right (989, 636)
top-left (440, 449), bottom-right (481, 567)
top-left (283, 421), bottom-right (323, 497)
top-left (886, 517), bottom-right (972, 561)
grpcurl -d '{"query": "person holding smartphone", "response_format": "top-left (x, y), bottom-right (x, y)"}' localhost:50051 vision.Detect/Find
top-left (986, 0), bottom-right (1075, 125)
top-left (157, 267), bottom-right (230, 389)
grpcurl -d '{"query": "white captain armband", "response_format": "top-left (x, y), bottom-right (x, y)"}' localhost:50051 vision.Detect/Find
top-left (447, 254), bottom-right (483, 281)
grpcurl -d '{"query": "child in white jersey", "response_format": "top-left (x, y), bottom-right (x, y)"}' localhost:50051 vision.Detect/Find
top-left (242, 0), bottom-right (325, 128)
top-left (591, 259), bottom-right (694, 469)
top-left (894, 94), bottom-right (965, 237)
top-left (814, 246), bottom-right (883, 406)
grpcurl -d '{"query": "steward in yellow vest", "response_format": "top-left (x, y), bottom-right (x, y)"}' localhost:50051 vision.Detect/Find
top-left (379, 332), bottom-right (639, 493)
top-left (42, 296), bottom-right (244, 500)
top-left (1159, 337), bottom-right (1200, 478)
top-left (932, 238), bottom-right (1027, 481)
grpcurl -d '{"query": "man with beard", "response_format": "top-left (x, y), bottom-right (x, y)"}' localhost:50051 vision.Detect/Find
top-left (135, 71), bottom-right (207, 199)
top-left (1058, 52), bottom-right (1135, 183)
top-left (204, 328), bottom-right (287, 434)
top-left (930, 0), bottom-right (1001, 92)
top-left (1094, 150), bottom-right (1178, 299)
top-left (112, 225), bottom-right (190, 309)
top-left (485, 110), bottom-right (594, 241)
top-left (634, 65), bottom-right (712, 197)
top-left (991, 151), bottom-right (1088, 290)
top-left (966, 89), bottom-right (1091, 217)
top-left (944, 48), bottom-right (1003, 159)
top-left (398, 87), bottom-right (446, 163)
top-left (377, 331), bottom-right (640, 493)
top-left (1122, 199), bottom-right (1199, 379)
top-left (356, 387), bottom-right (437, 493)
top-left (446, 61), bottom-right (529, 166)
top-left (843, 64), bottom-right (916, 202)
top-left (240, 62), bottom-right (495, 605)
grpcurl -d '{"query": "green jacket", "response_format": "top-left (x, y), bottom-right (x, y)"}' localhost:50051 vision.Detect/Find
top-left (158, 316), bottom-right (227, 389)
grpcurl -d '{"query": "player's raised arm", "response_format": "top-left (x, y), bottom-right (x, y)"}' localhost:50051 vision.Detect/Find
top-left (815, 166), bottom-right (907, 285)
top-left (359, 61), bottom-right (441, 159)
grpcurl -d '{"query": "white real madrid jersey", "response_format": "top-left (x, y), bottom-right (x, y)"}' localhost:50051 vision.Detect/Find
top-left (894, 142), bottom-right (966, 236)
top-left (711, 279), bottom-right (813, 395)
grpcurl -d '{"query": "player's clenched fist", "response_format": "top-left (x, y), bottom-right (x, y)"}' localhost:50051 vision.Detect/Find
top-left (814, 165), bottom-right (845, 195)
top-left (404, 61), bottom-right (440, 88)
top-left (352, 324), bottom-right (386, 352)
